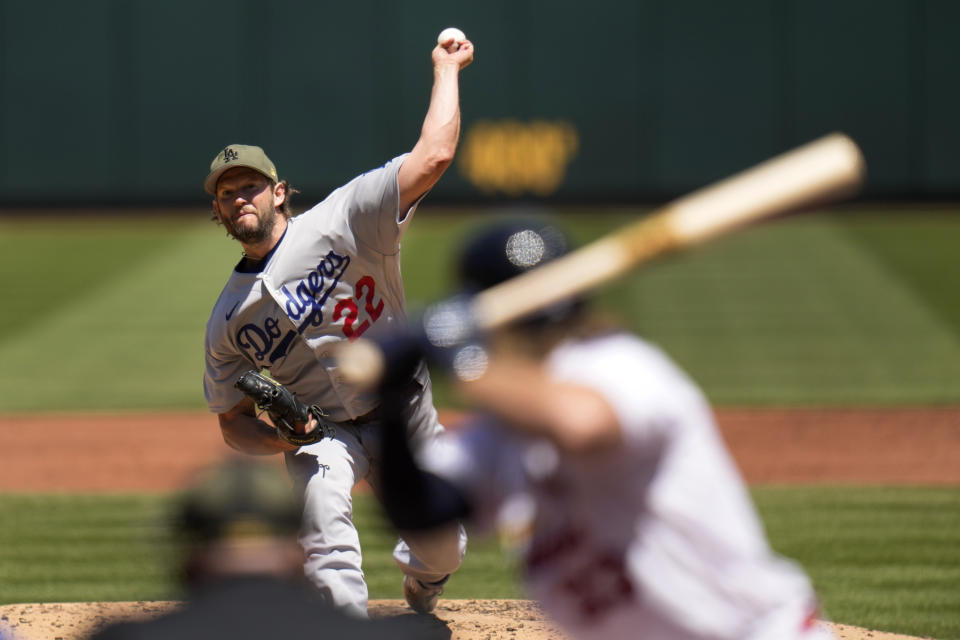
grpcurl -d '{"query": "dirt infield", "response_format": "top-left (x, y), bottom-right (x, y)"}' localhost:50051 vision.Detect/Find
top-left (1, 407), bottom-right (958, 639)
top-left (0, 600), bottom-right (927, 640)
top-left (2, 407), bottom-right (958, 490)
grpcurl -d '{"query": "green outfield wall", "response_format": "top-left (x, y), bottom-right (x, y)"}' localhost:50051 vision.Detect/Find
top-left (0, 0), bottom-right (957, 205)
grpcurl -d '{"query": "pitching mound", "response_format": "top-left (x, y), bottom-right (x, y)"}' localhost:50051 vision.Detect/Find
top-left (0, 600), bottom-right (926, 640)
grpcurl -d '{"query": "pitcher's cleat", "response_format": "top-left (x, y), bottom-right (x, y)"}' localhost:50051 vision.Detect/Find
top-left (402, 574), bottom-right (449, 614)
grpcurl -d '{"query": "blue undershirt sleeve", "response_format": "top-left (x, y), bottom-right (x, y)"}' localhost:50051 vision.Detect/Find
top-left (378, 386), bottom-right (472, 531)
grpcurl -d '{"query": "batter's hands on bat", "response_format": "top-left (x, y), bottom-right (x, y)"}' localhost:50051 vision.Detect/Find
top-left (368, 295), bottom-right (489, 393)
top-left (417, 295), bottom-right (489, 380)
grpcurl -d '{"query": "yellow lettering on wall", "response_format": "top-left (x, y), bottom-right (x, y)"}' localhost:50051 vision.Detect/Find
top-left (458, 119), bottom-right (579, 196)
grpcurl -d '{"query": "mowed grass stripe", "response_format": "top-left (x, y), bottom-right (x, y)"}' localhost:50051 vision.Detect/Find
top-left (1, 209), bottom-right (959, 410)
top-left (0, 217), bottom-right (236, 411)
top-left (754, 486), bottom-right (960, 639)
top-left (836, 212), bottom-right (960, 338)
top-left (0, 493), bottom-right (177, 602)
top-left (0, 492), bottom-right (523, 605)
top-left (0, 219), bottom-right (196, 341)
top-left (1, 488), bottom-right (958, 639)
top-left (602, 214), bottom-right (960, 404)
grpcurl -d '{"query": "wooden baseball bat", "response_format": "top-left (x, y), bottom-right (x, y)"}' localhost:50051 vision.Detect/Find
top-left (338, 132), bottom-right (865, 387)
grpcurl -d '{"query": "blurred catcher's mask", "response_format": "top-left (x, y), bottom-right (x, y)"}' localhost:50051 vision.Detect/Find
top-left (204, 144), bottom-right (279, 195)
top-left (178, 457), bottom-right (302, 545)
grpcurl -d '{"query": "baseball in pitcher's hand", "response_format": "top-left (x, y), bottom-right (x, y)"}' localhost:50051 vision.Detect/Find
top-left (433, 39), bottom-right (474, 70)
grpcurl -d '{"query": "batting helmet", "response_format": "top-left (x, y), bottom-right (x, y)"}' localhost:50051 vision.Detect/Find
top-left (456, 217), bottom-right (583, 325)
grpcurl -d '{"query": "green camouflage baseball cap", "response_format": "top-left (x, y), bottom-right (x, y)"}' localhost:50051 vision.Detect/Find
top-left (204, 144), bottom-right (279, 195)
top-left (178, 457), bottom-right (303, 543)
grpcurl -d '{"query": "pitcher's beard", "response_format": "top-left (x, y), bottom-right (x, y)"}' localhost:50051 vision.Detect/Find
top-left (227, 207), bottom-right (278, 245)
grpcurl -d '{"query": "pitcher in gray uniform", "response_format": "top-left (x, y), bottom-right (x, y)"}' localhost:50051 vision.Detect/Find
top-left (201, 34), bottom-right (475, 617)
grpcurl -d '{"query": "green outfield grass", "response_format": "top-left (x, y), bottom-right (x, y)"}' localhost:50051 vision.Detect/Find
top-left (1, 488), bottom-right (958, 639)
top-left (1, 207), bottom-right (959, 411)
top-left (1, 207), bottom-right (959, 638)
top-left (753, 486), bottom-right (960, 640)
top-left (0, 492), bottom-right (523, 604)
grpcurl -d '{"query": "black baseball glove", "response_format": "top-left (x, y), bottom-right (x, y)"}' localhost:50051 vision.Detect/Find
top-left (234, 371), bottom-right (335, 446)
